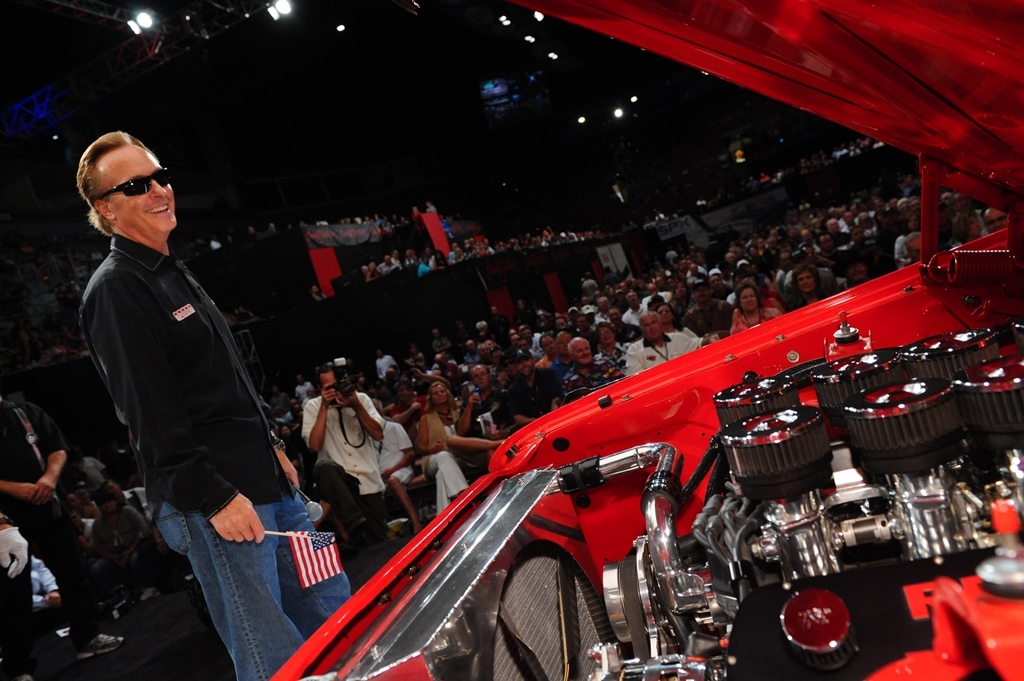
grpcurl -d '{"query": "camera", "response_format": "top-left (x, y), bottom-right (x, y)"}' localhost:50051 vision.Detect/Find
top-left (330, 357), bottom-right (356, 400)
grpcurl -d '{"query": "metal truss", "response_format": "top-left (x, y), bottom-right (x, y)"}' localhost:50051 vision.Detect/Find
top-left (1, 0), bottom-right (274, 139)
top-left (7, 0), bottom-right (133, 30)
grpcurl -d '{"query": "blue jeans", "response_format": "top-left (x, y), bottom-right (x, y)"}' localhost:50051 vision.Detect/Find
top-left (153, 492), bottom-right (350, 681)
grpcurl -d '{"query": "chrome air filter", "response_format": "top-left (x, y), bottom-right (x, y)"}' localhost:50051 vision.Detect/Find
top-left (901, 328), bottom-right (1000, 379)
top-left (953, 354), bottom-right (1024, 451)
top-left (720, 406), bottom-right (833, 499)
top-left (844, 378), bottom-right (965, 475)
top-left (810, 349), bottom-right (904, 429)
top-left (713, 376), bottom-right (800, 429)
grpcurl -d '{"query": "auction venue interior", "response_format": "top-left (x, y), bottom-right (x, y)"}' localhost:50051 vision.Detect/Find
top-left (0, 0), bottom-right (979, 680)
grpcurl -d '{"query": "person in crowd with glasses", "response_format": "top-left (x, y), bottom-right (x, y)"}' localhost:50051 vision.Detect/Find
top-left (78, 132), bottom-right (349, 681)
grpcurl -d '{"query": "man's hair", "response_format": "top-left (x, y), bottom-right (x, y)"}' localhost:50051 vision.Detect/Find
top-left (394, 380), bottom-right (413, 391)
top-left (77, 131), bottom-right (157, 236)
top-left (315, 363), bottom-right (337, 383)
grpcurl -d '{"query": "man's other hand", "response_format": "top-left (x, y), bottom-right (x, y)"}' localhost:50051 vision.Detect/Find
top-left (210, 494), bottom-right (264, 543)
top-left (0, 526), bottom-right (29, 578)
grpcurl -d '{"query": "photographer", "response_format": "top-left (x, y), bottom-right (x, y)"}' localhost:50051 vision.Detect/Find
top-left (302, 362), bottom-right (388, 547)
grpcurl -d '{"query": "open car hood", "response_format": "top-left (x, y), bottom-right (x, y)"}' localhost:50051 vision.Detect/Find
top-left (514, 0), bottom-right (1024, 195)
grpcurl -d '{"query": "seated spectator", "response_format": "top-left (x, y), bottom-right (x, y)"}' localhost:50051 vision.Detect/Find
top-left (682, 279), bottom-right (733, 339)
top-left (462, 340), bottom-right (482, 365)
top-left (594, 321), bottom-right (628, 369)
top-left (549, 331), bottom-right (575, 384)
top-left (655, 302), bottom-right (683, 334)
top-left (30, 555), bottom-right (62, 614)
top-left (89, 490), bottom-right (160, 601)
top-left (67, 486), bottom-right (101, 520)
top-left (951, 212), bottom-right (982, 248)
top-left (786, 262), bottom-right (825, 310)
top-left (608, 307), bottom-right (642, 345)
top-left (894, 231), bottom-right (922, 269)
top-left (562, 338), bottom-right (624, 395)
top-left (534, 333), bottom-right (558, 369)
top-left (625, 312), bottom-right (703, 376)
top-left (417, 383), bottom-right (503, 475)
top-left (730, 280), bottom-right (782, 335)
top-left (508, 350), bottom-right (564, 427)
top-left (461, 364), bottom-right (513, 440)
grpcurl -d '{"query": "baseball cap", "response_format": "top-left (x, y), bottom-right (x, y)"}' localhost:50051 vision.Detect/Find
top-left (736, 259), bottom-right (751, 268)
top-left (708, 267), bottom-right (722, 277)
top-left (692, 278), bottom-right (710, 289)
top-left (514, 349), bottom-right (533, 362)
top-left (581, 305), bottom-right (597, 315)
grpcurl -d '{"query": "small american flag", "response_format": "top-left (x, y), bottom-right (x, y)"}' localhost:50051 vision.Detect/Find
top-left (288, 531), bottom-right (344, 589)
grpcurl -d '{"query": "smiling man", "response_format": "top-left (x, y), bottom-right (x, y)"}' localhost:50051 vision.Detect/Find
top-left (77, 132), bottom-right (349, 681)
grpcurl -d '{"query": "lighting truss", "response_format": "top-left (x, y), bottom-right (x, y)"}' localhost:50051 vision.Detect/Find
top-left (1, 0), bottom-right (277, 139)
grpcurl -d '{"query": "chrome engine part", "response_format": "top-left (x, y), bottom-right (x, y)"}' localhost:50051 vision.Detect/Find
top-left (596, 327), bottom-right (1024, 680)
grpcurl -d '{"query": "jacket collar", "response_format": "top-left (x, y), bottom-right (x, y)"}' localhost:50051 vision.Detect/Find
top-left (110, 233), bottom-right (167, 272)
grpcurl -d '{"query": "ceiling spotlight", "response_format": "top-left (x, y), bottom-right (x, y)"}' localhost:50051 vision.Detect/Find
top-left (524, 35), bottom-right (536, 43)
top-left (578, 116), bottom-right (586, 123)
top-left (52, 134), bottom-right (59, 140)
top-left (268, 6), bottom-right (279, 19)
top-left (547, 52), bottom-right (558, 59)
top-left (274, 0), bottom-right (292, 14)
top-left (136, 12), bottom-right (153, 28)
top-left (127, 20), bottom-right (141, 33)
top-left (630, 95), bottom-right (638, 102)
top-left (534, 11), bottom-right (544, 21)
top-left (337, 24), bottom-right (345, 31)
top-left (614, 108), bottom-right (623, 118)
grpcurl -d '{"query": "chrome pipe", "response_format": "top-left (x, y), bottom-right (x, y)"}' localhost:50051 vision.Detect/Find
top-left (641, 444), bottom-right (706, 614)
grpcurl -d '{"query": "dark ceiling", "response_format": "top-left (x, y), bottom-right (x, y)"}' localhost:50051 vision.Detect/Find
top-left (0, 0), bottom-right (686, 179)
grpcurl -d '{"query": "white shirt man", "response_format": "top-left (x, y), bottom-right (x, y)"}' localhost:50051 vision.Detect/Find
top-left (625, 312), bottom-right (701, 376)
top-left (303, 390), bottom-right (385, 496)
top-left (375, 350), bottom-right (399, 379)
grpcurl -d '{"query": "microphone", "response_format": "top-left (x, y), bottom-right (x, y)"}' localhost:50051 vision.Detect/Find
top-left (293, 485), bottom-right (323, 522)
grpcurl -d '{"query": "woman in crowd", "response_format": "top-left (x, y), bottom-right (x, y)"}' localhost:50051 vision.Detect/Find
top-left (787, 262), bottom-right (823, 310)
top-left (730, 279), bottom-right (782, 335)
top-left (418, 383), bottom-right (503, 469)
top-left (594, 321), bottom-right (627, 368)
top-left (951, 212), bottom-right (982, 247)
top-left (670, 282), bottom-right (692, 318)
top-left (655, 302), bottom-right (681, 334)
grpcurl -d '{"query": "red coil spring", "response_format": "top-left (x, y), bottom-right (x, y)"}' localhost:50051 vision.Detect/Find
top-left (929, 250), bottom-right (1013, 286)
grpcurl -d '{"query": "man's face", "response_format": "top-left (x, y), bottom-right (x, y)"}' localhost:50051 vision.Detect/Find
top-left (597, 297), bottom-right (610, 313)
top-left (466, 340), bottom-right (476, 354)
top-left (94, 145), bottom-right (177, 246)
top-left (395, 384), bottom-right (414, 404)
top-left (575, 316), bottom-right (591, 334)
top-left (640, 314), bottom-right (663, 341)
top-left (517, 356), bottom-right (535, 379)
top-left (626, 292), bottom-right (640, 309)
top-left (985, 208), bottom-right (1008, 232)
top-left (556, 333), bottom-right (572, 356)
top-left (570, 341), bottom-right (592, 365)
top-left (471, 365), bottom-right (492, 390)
top-left (693, 285), bottom-right (711, 303)
top-left (845, 261), bottom-right (868, 284)
top-left (709, 274), bottom-right (724, 291)
top-left (608, 308), bottom-right (622, 326)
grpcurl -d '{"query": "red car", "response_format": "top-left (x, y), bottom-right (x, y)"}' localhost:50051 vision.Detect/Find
top-left (278, 2), bottom-right (1024, 679)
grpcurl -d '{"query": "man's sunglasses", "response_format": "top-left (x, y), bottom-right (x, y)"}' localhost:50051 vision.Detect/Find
top-left (99, 168), bottom-right (171, 198)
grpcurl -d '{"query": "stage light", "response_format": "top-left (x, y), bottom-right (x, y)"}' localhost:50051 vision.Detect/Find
top-left (578, 116), bottom-right (586, 123)
top-left (630, 95), bottom-right (638, 102)
top-left (614, 108), bottom-right (623, 118)
top-left (127, 20), bottom-right (141, 33)
top-left (534, 11), bottom-right (544, 21)
top-left (524, 35), bottom-right (536, 43)
top-left (275, 0), bottom-right (292, 14)
top-left (337, 24), bottom-right (345, 31)
top-left (268, 6), bottom-right (279, 19)
top-left (547, 52), bottom-right (558, 59)
top-left (136, 12), bottom-right (153, 28)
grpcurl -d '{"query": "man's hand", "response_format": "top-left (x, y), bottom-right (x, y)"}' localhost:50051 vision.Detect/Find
top-left (30, 473), bottom-right (58, 505)
top-left (0, 526), bottom-right (29, 578)
top-left (45, 591), bottom-right (62, 608)
top-left (5, 483), bottom-right (40, 504)
top-left (210, 494), bottom-right (264, 543)
top-left (468, 392), bottom-right (482, 408)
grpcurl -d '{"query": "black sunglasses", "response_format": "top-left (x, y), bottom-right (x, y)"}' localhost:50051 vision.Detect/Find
top-left (99, 168), bottom-right (171, 198)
